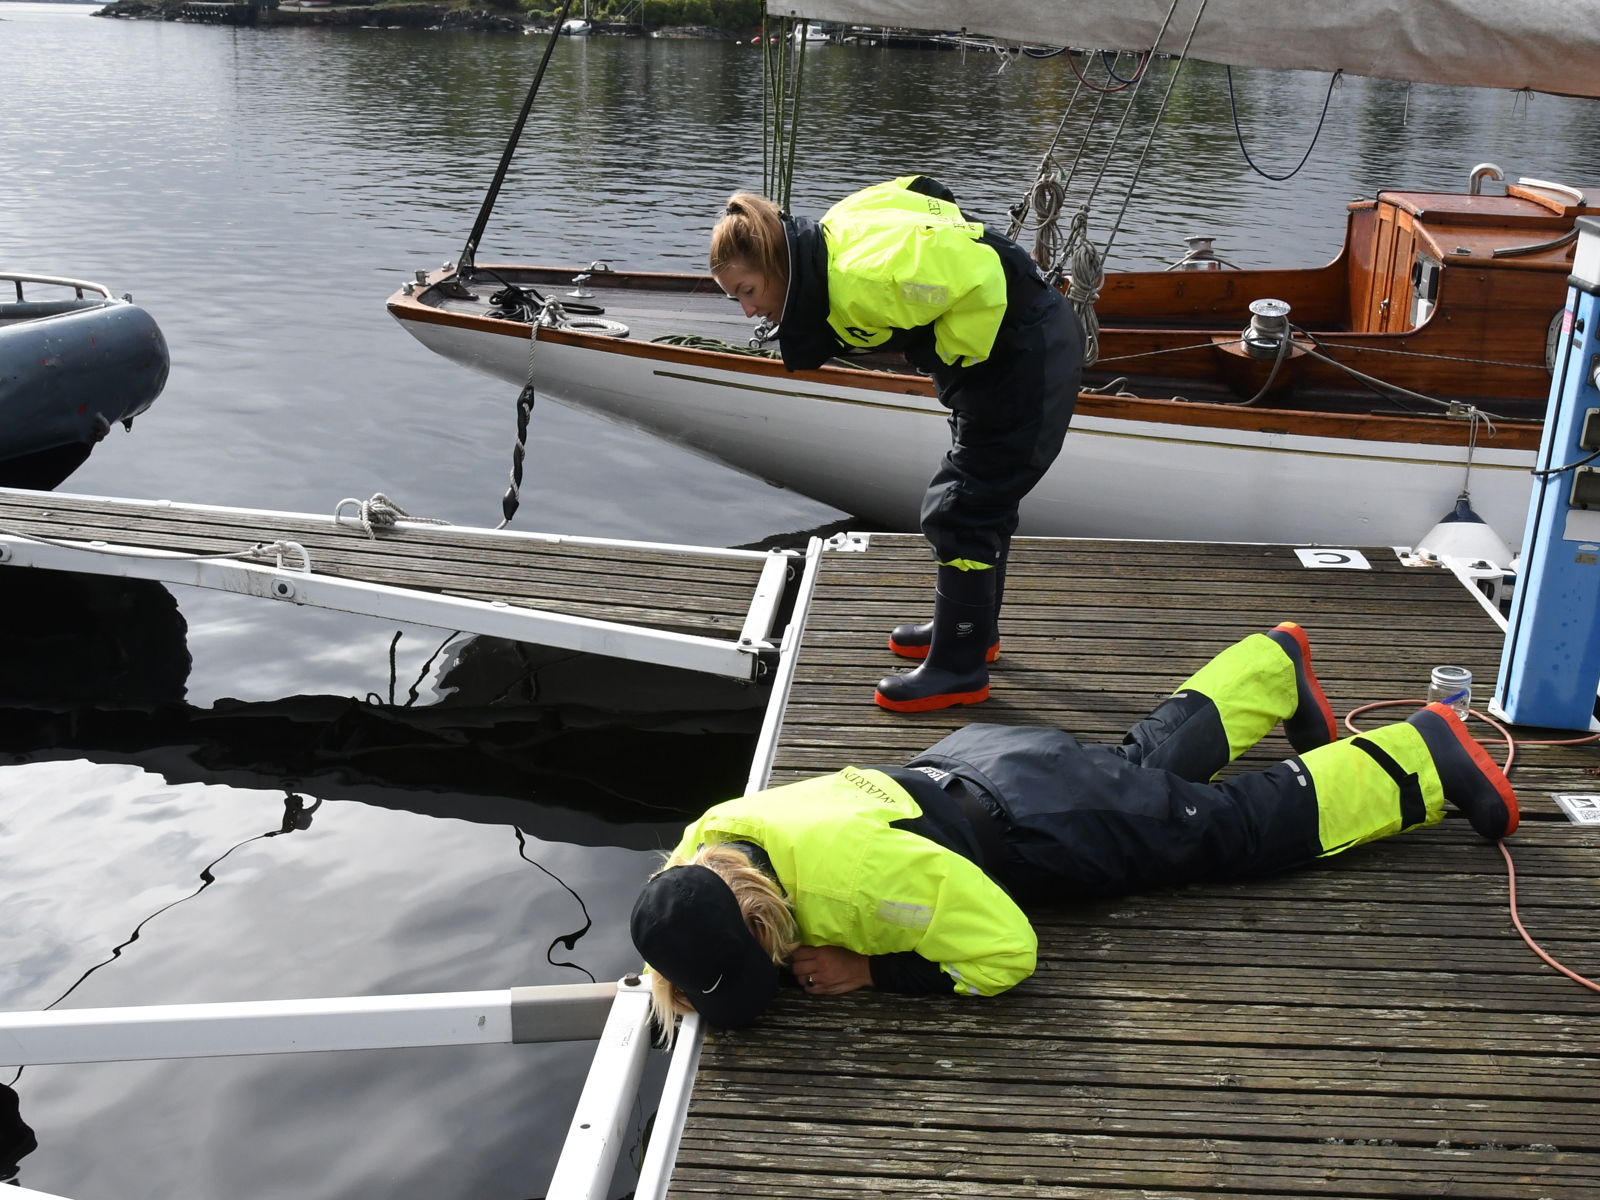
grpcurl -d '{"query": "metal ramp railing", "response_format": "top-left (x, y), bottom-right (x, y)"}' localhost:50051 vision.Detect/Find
top-left (0, 486), bottom-right (804, 680)
top-left (0, 524), bottom-right (825, 1200)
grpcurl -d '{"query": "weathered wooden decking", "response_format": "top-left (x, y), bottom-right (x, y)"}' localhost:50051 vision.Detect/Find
top-left (670, 534), bottom-right (1600, 1199)
top-left (0, 489), bottom-right (765, 639)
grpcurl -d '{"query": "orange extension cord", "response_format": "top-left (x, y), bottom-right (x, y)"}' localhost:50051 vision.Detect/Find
top-left (1344, 700), bottom-right (1600, 994)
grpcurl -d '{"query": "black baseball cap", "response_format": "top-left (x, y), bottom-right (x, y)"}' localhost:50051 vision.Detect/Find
top-left (630, 864), bottom-right (779, 1029)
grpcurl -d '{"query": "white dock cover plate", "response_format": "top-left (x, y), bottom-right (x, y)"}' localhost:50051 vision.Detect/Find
top-left (776, 0), bottom-right (1600, 98)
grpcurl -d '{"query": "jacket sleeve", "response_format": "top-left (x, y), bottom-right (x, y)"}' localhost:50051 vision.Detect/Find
top-left (869, 952), bottom-right (949, 995)
top-left (825, 226), bottom-right (1010, 368)
top-left (858, 826), bottom-right (1038, 997)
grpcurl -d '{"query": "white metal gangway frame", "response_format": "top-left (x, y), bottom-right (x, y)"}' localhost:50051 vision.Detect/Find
top-left (0, 534), bottom-right (829, 1200)
top-left (0, 486), bottom-right (799, 682)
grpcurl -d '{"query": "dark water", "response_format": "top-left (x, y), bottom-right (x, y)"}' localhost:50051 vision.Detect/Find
top-left (2, 4), bottom-right (1597, 1197)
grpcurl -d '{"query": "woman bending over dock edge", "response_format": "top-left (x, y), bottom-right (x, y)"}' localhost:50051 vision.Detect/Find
top-left (709, 177), bottom-right (1083, 714)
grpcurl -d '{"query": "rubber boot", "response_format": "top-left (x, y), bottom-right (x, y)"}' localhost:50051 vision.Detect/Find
top-left (1263, 622), bottom-right (1340, 753)
top-left (889, 556), bottom-right (1005, 662)
top-left (875, 565), bottom-right (994, 711)
top-left (1406, 702), bottom-right (1520, 839)
top-left (1170, 625), bottom-right (1320, 767)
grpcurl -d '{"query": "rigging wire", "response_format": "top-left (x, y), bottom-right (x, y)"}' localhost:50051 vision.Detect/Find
top-left (1100, 0), bottom-right (1213, 260)
top-left (1226, 66), bottom-right (1343, 182)
top-left (1082, 0), bottom-right (1187, 211)
top-left (1005, 73), bottom-right (1084, 241)
top-left (1306, 341), bottom-right (1550, 371)
top-left (1295, 334), bottom-right (1510, 421)
top-left (1092, 337), bottom-right (1245, 363)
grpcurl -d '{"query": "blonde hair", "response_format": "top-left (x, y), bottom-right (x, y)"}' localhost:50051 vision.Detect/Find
top-left (709, 192), bottom-right (789, 293)
top-left (643, 842), bottom-right (797, 1044)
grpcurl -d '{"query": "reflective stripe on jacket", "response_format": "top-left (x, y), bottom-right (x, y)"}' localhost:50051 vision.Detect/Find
top-left (670, 766), bottom-right (1038, 997)
top-left (820, 177), bottom-right (1009, 368)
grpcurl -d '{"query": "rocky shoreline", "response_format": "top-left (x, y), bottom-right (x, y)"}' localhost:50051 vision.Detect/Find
top-left (92, 0), bottom-right (748, 36)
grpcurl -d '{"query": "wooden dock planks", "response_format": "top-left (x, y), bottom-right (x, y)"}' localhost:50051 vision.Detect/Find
top-left (0, 491), bottom-right (765, 639)
top-left (670, 534), bottom-right (1600, 1199)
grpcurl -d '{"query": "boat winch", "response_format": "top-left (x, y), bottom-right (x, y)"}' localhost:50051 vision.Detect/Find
top-left (1168, 235), bottom-right (1236, 271)
top-left (1242, 298), bottom-right (1292, 361)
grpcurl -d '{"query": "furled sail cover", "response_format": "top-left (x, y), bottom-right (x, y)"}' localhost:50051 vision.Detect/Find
top-left (773, 0), bottom-right (1600, 99)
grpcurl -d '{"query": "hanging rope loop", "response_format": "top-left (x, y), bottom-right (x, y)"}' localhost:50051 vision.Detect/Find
top-left (1227, 66), bottom-right (1343, 182)
top-left (1062, 205), bottom-right (1103, 367)
top-left (1030, 163), bottom-right (1068, 274)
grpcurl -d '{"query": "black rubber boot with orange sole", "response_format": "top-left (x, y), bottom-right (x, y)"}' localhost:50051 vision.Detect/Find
top-left (888, 557), bottom-right (1005, 663)
top-left (875, 565), bottom-right (994, 712)
top-left (1406, 701), bottom-right (1520, 840)
top-left (1263, 621), bottom-right (1340, 753)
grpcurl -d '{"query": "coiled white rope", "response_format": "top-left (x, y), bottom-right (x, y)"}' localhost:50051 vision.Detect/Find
top-left (1062, 206), bottom-right (1103, 367)
top-left (1030, 166), bottom-right (1067, 274)
top-left (334, 493), bottom-right (451, 540)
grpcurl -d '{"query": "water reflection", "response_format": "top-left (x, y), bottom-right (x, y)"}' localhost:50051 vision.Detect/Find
top-left (0, 1084), bottom-right (35, 1183)
top-left (1, 755), bottom-right (662, 1200)
top-left (0, 572), bottom-right (747, 1200)
top-left (0, 570), bottom-right (752, 842)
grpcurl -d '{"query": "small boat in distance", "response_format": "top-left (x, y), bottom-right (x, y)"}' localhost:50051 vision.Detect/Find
top-left (0, 273), bottom-right (168, 491)
top-left (388, 177), bottom-right (1586, 552)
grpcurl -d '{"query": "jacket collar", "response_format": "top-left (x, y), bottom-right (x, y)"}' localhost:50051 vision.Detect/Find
top-left (777, 213), bottom-right (839, 372)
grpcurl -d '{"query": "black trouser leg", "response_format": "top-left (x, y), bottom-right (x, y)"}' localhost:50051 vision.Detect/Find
top-left (1113, 693), bottom-right (1233, 784)
top-left (1003, 748), bottom-right (1325, 899)
top-left (920, 293), bottom-right (1080, 568)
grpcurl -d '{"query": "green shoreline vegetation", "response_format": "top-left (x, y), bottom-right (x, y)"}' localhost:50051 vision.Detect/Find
top-left (93, 0), bottom-right (767, 32)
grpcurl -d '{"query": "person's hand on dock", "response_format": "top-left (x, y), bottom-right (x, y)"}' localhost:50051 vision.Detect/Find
top-left (790, 945), bottom-right (873, 995)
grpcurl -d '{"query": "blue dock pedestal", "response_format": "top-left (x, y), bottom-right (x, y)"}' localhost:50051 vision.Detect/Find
top-left (1494, 216), bottom-right (1600, 731)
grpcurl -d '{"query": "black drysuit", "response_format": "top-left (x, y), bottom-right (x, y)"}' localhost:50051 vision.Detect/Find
top-left (776, 178), bottom-right (1083, 569)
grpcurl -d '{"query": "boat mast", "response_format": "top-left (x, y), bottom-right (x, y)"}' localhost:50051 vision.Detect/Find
top-left (442, 0), bottom-right (577, 295)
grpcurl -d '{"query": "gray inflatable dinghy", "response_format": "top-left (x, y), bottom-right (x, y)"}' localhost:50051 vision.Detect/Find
top-left (0, 273), bottom-right (169, 489)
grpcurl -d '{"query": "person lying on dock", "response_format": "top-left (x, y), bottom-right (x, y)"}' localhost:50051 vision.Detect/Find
top-left (709, 177), bottom-right (1083, 714)
top-left (630, 623), bottom-right (1518, 1030)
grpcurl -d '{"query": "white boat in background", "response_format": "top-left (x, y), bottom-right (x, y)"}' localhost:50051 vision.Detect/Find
top-left (559, 17), bottom-right (591, 35)
top-left (387, 231), bottom-right (1546, 551)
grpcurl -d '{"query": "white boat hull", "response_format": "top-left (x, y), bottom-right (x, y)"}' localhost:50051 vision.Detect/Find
top-left (399, 316), bottom-right (1538, 552)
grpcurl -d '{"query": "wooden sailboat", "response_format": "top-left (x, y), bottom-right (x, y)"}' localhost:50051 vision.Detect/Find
top-left (386, 1), bottom-right (1599, 553)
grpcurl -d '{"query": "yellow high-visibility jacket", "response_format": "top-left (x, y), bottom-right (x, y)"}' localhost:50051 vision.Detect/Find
top-left (670, 765), bottom-right (1038, 997)
top-left (819, 177), bottom-right (1010, 368)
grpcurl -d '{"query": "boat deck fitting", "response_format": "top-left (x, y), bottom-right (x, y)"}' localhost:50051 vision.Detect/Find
top-left (671, 533), bottom-right (1600, 1199)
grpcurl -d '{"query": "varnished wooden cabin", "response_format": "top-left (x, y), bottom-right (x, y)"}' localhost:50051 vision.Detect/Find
top-left (1090, 180), bottom-right (1593, 416)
